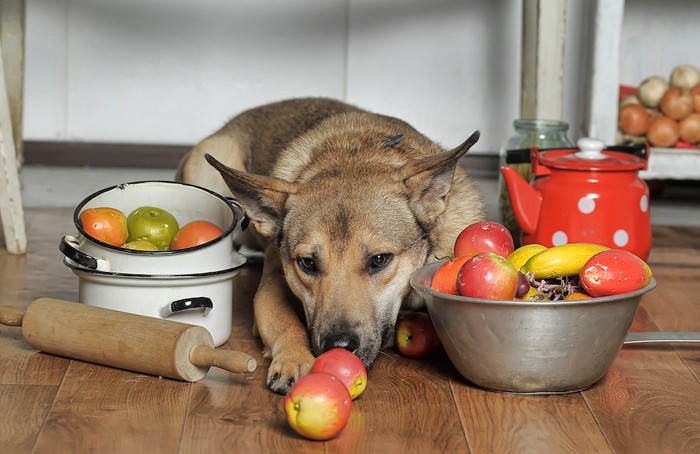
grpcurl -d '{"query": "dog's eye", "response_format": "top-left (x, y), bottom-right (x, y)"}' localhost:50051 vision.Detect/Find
top-left (368, 253), bottom-right (393, 273)
top-left (296, 257), bottom-right (318, 274)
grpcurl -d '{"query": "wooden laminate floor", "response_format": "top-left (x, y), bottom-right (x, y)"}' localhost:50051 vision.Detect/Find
top-left (1, 207), bottom-right (699, 453)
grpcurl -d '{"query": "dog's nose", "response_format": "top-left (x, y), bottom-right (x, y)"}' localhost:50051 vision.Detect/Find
top-left (321, 332), bottom-right (360, 353)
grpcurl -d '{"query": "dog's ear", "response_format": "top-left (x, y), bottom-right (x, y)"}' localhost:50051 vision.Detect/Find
top-left (398, 130), bottom-right (480, 224)
top-left (205, 154), bottom-right (296, 238)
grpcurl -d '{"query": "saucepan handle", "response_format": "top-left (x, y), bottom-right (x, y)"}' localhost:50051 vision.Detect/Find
top-left (159, 297), bottom-right (214, 318)
top-left (59, 235), bottom-right (110, 271)
top-left (226, 197), bottom-right (249, 231)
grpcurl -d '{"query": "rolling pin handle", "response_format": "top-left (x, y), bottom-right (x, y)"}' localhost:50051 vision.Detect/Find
top-left (0, 306), bottom-right (25, 326)
top-left (189, 345), bottom-right (257, 374)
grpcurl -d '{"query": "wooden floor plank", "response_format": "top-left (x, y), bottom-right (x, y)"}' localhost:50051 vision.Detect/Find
top-left (582, 297), bottom-right (700, 453)
top-left (583, 347), bottom-right (700, 453)
top-left (327, 351), bottom-right (469, 453)
top-left (0, 384), bottom-right (58, 453)
top-left (34, 361), bottom-right (192, 453)
top-left (0, 326), bottom-right (69, 385)
top-left (453, 384), bottom-right (612, 453)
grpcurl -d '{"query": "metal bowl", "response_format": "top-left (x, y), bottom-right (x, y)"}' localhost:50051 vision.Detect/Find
top-left (410, 260), bottom-right (657, 394)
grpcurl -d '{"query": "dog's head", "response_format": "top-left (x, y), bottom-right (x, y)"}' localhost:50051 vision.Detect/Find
top-left (205, 131), bottom-right (479, 366)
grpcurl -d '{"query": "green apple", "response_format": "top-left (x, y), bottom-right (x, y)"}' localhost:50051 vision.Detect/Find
top-left (126, 206), bottom-right (180, 250)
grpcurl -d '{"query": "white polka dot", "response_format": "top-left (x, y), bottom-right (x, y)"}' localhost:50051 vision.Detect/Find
top-left (640, 194), bottom-right (649, 213)
top-left (578, 196), bottom-right (596, 214)
top-left (613, 229), bottom-right (629, 247)
top-left (552, 231), bottom-right (568, 246)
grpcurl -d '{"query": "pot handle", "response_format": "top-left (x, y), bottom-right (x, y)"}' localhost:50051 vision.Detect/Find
top-left (59, 235), bottom-right (111, 271)
top-left (226, 197), bottom-right (249, 231)
top-left (159, 297), bottom-right (214, 318)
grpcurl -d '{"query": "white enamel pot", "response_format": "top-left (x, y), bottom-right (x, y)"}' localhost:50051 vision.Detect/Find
top-left (59, 181), bottom-right (249, 275)
top-left (59, 180), bottom-right (250, 346)
top-left (63, 254), bottom-right (246, 346)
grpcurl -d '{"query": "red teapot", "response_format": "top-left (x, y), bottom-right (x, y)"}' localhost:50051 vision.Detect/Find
top-left (500, 138), bottom-right (651, 260)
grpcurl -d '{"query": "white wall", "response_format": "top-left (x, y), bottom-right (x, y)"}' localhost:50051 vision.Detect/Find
top-left (23, 0), bottom-right (698, 154)
top-left (23, 0), bottom-right (524, 153)
top-left (619, 0), bottom-right (700, 87)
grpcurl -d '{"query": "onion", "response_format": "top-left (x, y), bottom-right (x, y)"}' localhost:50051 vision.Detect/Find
top-left (670, 64), bottom-right (700, 90)
top-left (618, 103), bottom-right (650, 136)
top-left (619, 95), bottom-right (640, 107)
top-left (637, 76), bottom-right (669, 108)
top-left (691, 83), bottom-right (700, 113)
top-left (679, 113), bottom-right (700, 144)
top-left (660, 87), bottom-right (694, 120)
top-left (646, 116), bottom-right (680, 147)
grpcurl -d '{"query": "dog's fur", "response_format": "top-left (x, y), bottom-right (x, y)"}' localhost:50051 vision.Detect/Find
top-left (177, 98), bottom-right (485, 393)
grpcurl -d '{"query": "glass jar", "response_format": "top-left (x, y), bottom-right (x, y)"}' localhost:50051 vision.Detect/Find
top-left (498, 119), bottom-right (574, 246)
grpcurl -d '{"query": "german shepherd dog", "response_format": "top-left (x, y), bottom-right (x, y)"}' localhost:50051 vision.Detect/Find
top-left (177, 98), bottom-right (485, 394)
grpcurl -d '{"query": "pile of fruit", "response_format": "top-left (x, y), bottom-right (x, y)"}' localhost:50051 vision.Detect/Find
top-left (618, 63), bottom-right (700, 148)
top-left (284, 348), bottom-right (367, 441)
top-left (79, 206), bottom-right (223, 251)
top-left (284, 314), bottom-right (443, 441)
top-left (431, 221), bottom-right (653, 301)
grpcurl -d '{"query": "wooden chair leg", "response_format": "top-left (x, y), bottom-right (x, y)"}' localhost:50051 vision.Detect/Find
top-left (0, 41), bottom-right (26, 255)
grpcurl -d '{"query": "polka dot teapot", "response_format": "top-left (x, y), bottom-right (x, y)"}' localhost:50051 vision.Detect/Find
top-left (500, 138), bottom-right (651, 260)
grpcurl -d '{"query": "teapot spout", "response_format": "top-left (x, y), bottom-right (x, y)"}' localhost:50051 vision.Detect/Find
top-left (500, 166), bottom-right (541, 235)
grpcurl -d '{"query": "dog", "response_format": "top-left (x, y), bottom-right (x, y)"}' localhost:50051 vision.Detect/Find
top-left (177, 98), bottom-right (485, 394)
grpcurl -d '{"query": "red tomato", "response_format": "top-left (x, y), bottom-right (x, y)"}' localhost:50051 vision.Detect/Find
top-left (311, 348), bottom-right (367, 399)
top-left (580, 249), bottom-right (653, 297)
top-left (170, 220), bottom-right (223, 250)
top-left (430, 256), bottom-right (473, 295)
top-left (454, 221), bottom-right (514, 258)
top-left (79, 207), bottom-right (128, 247)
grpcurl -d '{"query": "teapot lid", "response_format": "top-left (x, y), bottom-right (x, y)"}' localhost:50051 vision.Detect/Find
top-left (538, 138), bottom-right (647, 171)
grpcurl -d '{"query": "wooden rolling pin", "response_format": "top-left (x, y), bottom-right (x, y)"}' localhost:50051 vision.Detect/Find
top-left (0, 298), bottom-right (256, 382)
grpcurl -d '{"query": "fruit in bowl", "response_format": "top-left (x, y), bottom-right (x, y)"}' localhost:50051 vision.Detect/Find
top-left (171, 220), bottom-right (223, 250)
top-left (126, 206), bottom-right (180, 250)
top-left (411, 259), bottom-right (657, 393)
top-left (79, 207), bottom-right (129, 247)
top-left (412, 221), bottom-right (657, 394)
top-left (456, 251), bottom-right (519, 300)
top-left (432, 221), bottom-right (653, 301)
top-left (122, 239), bottom-right (159, 251)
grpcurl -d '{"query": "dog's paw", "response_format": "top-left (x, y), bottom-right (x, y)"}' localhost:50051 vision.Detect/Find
top-left (266, 349), bottom-right (315, 395)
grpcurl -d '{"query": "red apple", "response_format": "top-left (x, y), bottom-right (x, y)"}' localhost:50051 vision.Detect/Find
top-left (457, 251), bottom-right (519, 300)
top-left (311, 348), bottom-right (367, 400)
top-left (395, 312), bottom-right (441, 359)
top-left (454, 221), bottom-right (515, 258)
top-left (284, 373), bottom-right (352, 441)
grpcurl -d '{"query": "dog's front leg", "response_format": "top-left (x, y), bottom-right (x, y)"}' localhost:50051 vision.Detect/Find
top-left (254, 245), bottom-right (315, 394)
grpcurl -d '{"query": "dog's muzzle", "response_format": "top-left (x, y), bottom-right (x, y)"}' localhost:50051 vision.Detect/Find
top-left (320, 331), bottom-right (360, 354)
